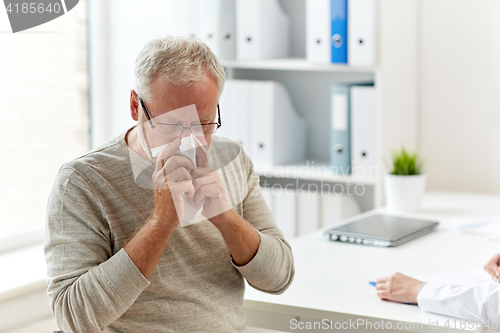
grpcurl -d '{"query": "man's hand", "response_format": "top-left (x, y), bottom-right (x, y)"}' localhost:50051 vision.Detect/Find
top-left (484, 253), bottom-right (500, 280)
top-left (375, 272), bottom-right (424, 304)
top-left (152, 137), bottom-right (195, 224)
top-left (125, 137), bottom-right (196, 280)
top-left (189, 143), bottom-right (230, 221)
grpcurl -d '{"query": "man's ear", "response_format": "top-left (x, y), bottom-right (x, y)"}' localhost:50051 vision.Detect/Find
top-left (130, 90), bottom-right (140, 121)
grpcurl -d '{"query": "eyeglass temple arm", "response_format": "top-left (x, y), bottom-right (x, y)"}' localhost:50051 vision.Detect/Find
top-left (138, 96), bottom-right (155, 129)
top-left (217, 104), bottom-right (221, 128)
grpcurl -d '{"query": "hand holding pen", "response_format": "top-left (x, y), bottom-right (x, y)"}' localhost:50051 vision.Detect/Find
top-left (483, 253), bottom-right (500, 282)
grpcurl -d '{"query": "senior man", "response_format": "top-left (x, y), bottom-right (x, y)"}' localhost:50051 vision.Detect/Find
top-left (45, 36), bottom-right (294, 333)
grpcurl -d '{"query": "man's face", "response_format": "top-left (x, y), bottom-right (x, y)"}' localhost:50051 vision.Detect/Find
top-left (137, 73), bottom-right (219, 150)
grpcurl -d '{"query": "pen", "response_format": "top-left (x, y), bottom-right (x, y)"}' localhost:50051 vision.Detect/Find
top-left (369, 281), bottom-right (414, 305)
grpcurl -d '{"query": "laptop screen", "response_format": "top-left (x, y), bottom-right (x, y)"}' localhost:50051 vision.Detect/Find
top-left (330, 214), bottom-right (439, 241)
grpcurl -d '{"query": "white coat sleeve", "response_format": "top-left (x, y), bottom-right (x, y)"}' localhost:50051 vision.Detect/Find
top-left (417, 281), bottom-right (500, 327)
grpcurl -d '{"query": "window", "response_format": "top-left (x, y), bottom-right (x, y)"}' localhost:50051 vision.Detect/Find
top-left (0, 2), bottom-right (89, 234)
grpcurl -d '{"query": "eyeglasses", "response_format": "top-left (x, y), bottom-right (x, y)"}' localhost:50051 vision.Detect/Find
top-left (138, 96), bottom-right (222, 137)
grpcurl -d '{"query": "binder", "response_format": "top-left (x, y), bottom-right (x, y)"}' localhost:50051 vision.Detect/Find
top-left (330, 85), bottom-right (351, 175)
top-left (199, 0), bottom-right (236, 60)
top-left (217, 80), bottom-right (251, 155)
top-left (297, 191), bottom-right (319, 236)
top-left (216, 82), bottom-right (233, 139)
top-left (350, 86), bottom-right (376, 178)
top-left (320, 192), bottom-right (343, 228)
top-left (250, 81), bottom-right (306, 166)
top-left (306, 0), bottom-right (331, 63)
top-left (341, 194), bottom-right (362, 221)
top-left (320, 193), bottom-right (361, 228)
top-left (219, 80), bottom-right (305, 166)
top-left (305, 0), bottom-right (347, 64)
top-left (331, 0), bottom-right (348, 63)
top-left (274, 188), bottom-right (297, 239)
top-left (348, 0), bottom-right (376, 66)
top-left (236, 0), bottom-right (290, 60)
top-left (260, 186), bottom-right (275, 216)
top-left (230, 80), bottom-right (252, 156)
top-left (178, 0), bottom-right (202, 39)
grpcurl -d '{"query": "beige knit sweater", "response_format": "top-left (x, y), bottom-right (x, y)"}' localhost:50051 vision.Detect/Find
top-left (45, 127), bottom-right (294, 333)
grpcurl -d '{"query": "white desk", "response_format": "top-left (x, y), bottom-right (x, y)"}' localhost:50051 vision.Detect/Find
top-left (243, 192), bottom-right (500, 333)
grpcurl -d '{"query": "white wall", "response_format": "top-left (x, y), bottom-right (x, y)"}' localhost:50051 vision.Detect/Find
top-left (89, 0), bottom-right (180, 147)
top-left (0, 0), bottom-right (89, 232)
top-left (419, 0), bottom-right (500, 193)
top-left (376, 0), bottom-right (419, 205)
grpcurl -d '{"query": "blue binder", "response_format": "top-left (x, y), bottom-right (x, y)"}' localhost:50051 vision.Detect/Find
top-left (330, 85), bottom-right (351, 175)
top-left (331, 0), bottom-right (348, 63)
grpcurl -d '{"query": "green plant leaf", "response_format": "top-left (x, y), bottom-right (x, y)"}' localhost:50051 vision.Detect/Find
top-left (389, 146), bottom-right (424, 175)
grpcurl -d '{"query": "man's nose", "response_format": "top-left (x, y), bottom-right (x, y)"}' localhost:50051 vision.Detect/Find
top-left (179, 127), bottom-right (192, 139)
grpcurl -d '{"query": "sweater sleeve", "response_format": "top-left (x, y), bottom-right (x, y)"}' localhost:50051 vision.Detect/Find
top-left (45, 166), bottom-right (150, 333)
top-left (231, 152), bottom-right (295, 294)
top-left (417, 281), bottom-right (500, 327)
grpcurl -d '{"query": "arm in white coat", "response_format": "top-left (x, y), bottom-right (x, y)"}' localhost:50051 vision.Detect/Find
top-left (418, 282), bottom-right (500, 327)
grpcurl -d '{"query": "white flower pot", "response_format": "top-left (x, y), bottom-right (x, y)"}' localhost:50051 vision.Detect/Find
top-left (384, 174), bottom-right (426, 213)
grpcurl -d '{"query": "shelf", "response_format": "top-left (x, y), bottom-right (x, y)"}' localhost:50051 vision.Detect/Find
top-left (221, 58), bottom-right (376, 73)
top-left (254, 160), bottom-right (376, 186)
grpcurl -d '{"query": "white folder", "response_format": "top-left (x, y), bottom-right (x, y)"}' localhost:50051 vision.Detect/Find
top-left (274, 188), bottom-right (297, 240)
top-left (341, 194), bottom-right (362, 221)
top-left (297, 191), bottom-right (319, 236)
top-left (348, 0), bottom-right (376, 66)
top-left (320, 192), bottom-right (361, 228)
top-left (250, 80), bottom-right (273, 165)
top-left (236, 0), bottom-right (290, 60)
top-left (305, 0), bottom-right (331, 63)
top-left (320, 192), bottom-right (343, 228)
top-left (199, 0), bottom-right (235, 60)
top-left (230, 80), bottom-right (252, 156)
top-left (217, 80), bottom-right (252, 155)
top-left (216, 82), bottom-right (233, 139)
top-left (260, 186), bottom-right (275, 216)
top-left (220, 80), bottom-right (305, 166)
top-left (250, 81), bottom-right (306, 166)
top-left (350, 86), bottom-right (376, 178)
top-left (178, 0), bottom-right (202, 38)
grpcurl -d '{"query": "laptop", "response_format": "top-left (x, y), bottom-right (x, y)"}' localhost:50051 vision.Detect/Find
top-left (324, 213), bottom-right (439, 247)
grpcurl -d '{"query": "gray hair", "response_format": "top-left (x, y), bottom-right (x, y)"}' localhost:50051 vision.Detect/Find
top-left (134, 36), bottom-right (226, 102)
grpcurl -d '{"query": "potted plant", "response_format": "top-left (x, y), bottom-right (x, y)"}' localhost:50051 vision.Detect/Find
top-left (384, 147), bottom-right (426, 213)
